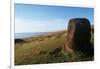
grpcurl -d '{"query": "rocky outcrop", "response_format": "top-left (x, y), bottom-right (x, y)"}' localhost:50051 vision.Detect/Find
top-left (64, 18), bottom-right (93, 56)
top-left (15, 39), bottom-right (25, 44)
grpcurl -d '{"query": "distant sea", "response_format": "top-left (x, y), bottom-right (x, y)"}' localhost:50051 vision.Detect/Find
top-left (15, 32), bottom-right (47, 39)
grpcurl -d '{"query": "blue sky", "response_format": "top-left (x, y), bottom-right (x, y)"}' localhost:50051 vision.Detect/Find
top-left (15, 3), bottom-right (94, 33)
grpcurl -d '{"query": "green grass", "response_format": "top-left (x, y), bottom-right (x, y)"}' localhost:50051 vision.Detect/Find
top-left (15, 34), bottom-right (65, 65)
top-left (15, 32), bottom-right (94, 65)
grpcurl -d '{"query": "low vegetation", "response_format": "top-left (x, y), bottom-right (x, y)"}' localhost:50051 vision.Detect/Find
top-left (15, 30), bottom-right (94, 65)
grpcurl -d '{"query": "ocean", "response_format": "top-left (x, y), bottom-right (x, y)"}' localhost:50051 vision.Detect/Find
top-left (15, 32), bottom-right (47, 39)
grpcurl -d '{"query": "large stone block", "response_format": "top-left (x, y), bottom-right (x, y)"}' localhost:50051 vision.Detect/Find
top-left (64, 18), bottom-right (93, 55)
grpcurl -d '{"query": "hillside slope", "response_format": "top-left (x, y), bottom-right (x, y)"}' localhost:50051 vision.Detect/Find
top-left (15, 28), bottom-right (94, 65)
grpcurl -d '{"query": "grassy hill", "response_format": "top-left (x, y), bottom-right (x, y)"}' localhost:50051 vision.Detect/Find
top-left (15, 29), bottom-right (94, 65)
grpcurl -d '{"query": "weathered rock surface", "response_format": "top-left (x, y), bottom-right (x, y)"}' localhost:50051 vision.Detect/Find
top-left (64, 18), bottom-right (93, 56)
